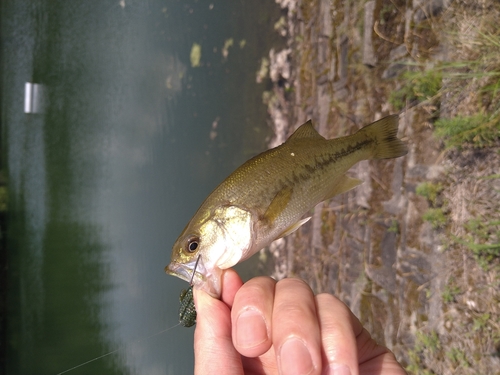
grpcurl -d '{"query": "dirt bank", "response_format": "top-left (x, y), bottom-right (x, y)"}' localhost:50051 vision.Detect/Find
top-left (260, 0), bottom-right (500, 373)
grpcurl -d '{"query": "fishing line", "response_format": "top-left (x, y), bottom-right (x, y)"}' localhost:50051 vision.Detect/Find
top-left (55, 322), bottom-right (182, 375)
top-left (190, 254), bottom-right (201, 285)
top-left (58, 257), bottom-right (201, 373)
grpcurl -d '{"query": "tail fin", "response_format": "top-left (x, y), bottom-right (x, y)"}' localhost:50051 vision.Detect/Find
top-left (358, 115), bottom-right (408, 159)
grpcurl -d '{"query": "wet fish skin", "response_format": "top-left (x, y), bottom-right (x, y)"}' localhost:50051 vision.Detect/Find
top-left (166, 115), bottom-right (407, 297)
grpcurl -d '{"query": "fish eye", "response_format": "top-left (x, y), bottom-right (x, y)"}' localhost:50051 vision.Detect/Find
top-left (186, 237), bottom-right (199, 253)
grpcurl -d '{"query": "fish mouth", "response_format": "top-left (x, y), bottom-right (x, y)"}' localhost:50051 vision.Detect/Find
top-left (165, 258), bottom-right (222, 298)
top-left (164, 262), bottom-right (200, 284)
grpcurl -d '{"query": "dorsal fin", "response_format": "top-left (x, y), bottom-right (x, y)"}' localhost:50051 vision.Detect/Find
top-left (288, 120), bottom-right (325, 141)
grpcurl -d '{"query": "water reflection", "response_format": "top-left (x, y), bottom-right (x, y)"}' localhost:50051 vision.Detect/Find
top-left (3, 0), bottom-right (282, 374)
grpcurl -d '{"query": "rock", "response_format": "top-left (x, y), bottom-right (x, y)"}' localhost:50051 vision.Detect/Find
top-left (354, 161), bottom-right (372, 209)
top-left (275, 0), bottom-right (297, 13)
top-left (269, 48), bottom-right (292, 82)
top-left (382, 157), bottom-right (405, 215)
top-left (320, 0), bottom-right (333, 38)
top-left (413, 0), bottom-right (449, 23)
top-left (362, 1), bottom-right (377, 67)
top-left (398, 246), bottom-right (433, 286)
top-left (365, 264), bottom-right (397, 294)
top-left (269, 238), bottom-right (288, 280)
top-left (337, 35), bottom-right (349, 85)
top-left (382, 45), bottom-right (409, 79)
top-left (389, 44), bottom-right (409, 61)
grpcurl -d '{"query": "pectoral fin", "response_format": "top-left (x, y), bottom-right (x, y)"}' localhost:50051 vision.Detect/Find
top-left (324, 176), bottom-right (362, 200)
top-left (263, 186), bottom-right (293, 224)
top-left (277, 217), bottom-right (311, 238)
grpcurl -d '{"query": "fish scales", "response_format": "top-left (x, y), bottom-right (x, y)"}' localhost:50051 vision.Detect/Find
top-left (166, 115), bottom-right (407, 297)
top-left (204, 139), bottom-right (360, 223)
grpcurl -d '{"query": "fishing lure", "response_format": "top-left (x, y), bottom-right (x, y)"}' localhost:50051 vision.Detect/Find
top-left (178, 254), bottom-right (200, 327)
top-left (179, 286), bottom-right (196, 327)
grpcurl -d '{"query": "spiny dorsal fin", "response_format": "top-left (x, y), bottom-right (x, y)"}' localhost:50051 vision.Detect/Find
top-left (263, 186), bottom-right (293, 224)
top-left (288, 120), bottom-right (325, 142)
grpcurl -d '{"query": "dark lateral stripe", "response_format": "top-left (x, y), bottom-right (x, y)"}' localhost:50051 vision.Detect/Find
top-left (311, 139), bottom-right (372, 171)
top-left (284, 139), bottom-right (373, 186)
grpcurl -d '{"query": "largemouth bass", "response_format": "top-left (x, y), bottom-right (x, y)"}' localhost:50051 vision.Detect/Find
top-left (166, 115), bottom-right (407, 297)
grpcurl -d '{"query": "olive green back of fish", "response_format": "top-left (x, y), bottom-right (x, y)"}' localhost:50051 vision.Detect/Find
top-left (179, 287), bottom-right (197, 327)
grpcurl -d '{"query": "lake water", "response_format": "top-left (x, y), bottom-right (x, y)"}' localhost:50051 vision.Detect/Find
top-left (2, 1), bottom-right (283, 373)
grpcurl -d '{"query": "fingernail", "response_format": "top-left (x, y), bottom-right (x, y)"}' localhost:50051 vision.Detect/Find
top-left (279, 337), bottom-right (314, 375)
top-left (322, 364), bottom-right (351, 375)
top-left (235, 309), bottom-right (267, 348)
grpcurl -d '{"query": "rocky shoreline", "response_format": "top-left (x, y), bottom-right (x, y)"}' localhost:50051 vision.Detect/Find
top-left (260, 0), bottom-right (500, 373)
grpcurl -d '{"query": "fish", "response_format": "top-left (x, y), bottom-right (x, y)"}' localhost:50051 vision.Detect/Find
top-left (165, 115), bottom-right (408, 298)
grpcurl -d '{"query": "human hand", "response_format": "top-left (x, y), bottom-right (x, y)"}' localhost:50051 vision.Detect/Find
top-left (193, 269), bottom-right (406, 375)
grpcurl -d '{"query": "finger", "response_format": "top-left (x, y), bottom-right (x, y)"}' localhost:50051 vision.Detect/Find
top-left (193, 287), bottom-right (243, 375)
top-left (357, 328), bottom-right (406, 375)
top-left (273, 278), bottom-right (322, 375)
top-left (231, 276), bottom-right (276, 357)
top-left (220, 268), bottom-right (244, 309)
top-left (315, 293), bottom-right (360, 375)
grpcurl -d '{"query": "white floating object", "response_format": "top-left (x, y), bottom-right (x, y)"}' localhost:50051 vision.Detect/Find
top-left (24, 82), bottom-right (45, 114)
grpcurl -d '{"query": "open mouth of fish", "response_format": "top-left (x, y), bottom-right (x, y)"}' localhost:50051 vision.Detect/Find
top-left (165, 254), bottom-right (209, 286)
top-left (165, 257), bottom-right (223, 297)
top-left (165, 262), bottom-right (199, 283)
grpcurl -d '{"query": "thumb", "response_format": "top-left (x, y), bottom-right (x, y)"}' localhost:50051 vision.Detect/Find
top-left (193, 287), bottom-right (243, 375)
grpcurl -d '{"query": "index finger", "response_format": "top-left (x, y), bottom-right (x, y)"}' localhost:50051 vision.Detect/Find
top-left (193, 269), bottom-right (244, 375)
top-left (220, 268), bottom-right (244, 308)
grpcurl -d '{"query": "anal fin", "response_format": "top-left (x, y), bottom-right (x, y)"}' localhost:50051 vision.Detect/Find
top-left (324, 175), bottom-right (362, 200)
top-left (277, 217), bottom-right (311, 239)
